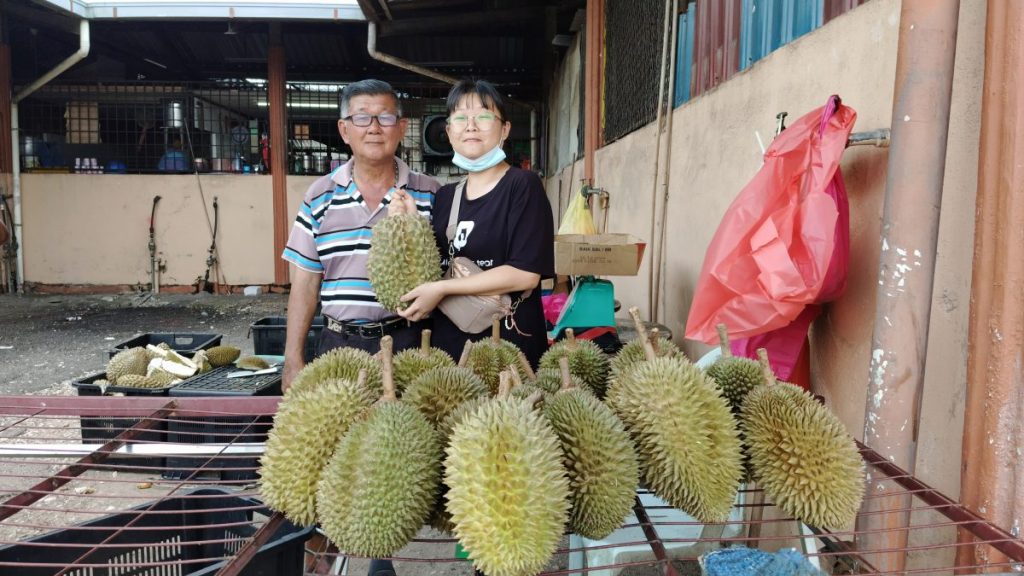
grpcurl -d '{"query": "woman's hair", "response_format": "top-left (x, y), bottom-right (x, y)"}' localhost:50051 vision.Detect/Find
top-left (446, 79), bottom-right (509, 121)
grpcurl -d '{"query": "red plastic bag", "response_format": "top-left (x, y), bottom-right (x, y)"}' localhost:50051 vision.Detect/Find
top-left (685, 96), bottom-right (855, 377)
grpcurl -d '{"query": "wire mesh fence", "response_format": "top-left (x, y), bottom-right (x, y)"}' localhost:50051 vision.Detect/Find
top-left (603, 0), bottom-right (667, 145)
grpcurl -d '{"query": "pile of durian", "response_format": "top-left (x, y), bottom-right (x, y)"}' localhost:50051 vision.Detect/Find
top-left (98, 344), bottom-right (243, 390)
top-left (259, 312), bottom-right (865, 576)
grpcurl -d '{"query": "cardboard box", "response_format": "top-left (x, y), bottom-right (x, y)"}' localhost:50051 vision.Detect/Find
top-left (554, 234), bottom-right (647, 276)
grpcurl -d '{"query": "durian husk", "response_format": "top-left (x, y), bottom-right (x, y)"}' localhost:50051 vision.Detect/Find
top-left (538, 329), bottom-right (610, 398)
top-left (393, 330), bottom-right (455, 393)
top-left (236, 356), bottom-right (271, 371)
top-left (367, 213), bottom-right (443, 312)
top-left (742, 350), bottom-right (865, 530)
top-left (106, 347), bottom-right (150, 384)
top-left (444, 390), bottom-right (570, 576)
top-left (316, 336), bottom-right (442, 558)
top-left (114, 373), bottom-right (166, 389)
top-left (259, 375), bottom-right (374, 525)
top-left (289, 347), bottom-right (383, 397)
top-left (205, 345), bottom-right (242, 367)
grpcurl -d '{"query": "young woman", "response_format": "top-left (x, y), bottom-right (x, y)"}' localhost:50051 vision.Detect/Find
top-left (395, 78), bottom-right (554, 367)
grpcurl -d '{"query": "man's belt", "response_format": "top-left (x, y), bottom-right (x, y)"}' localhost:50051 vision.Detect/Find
top-left (325, 316), bottom-right (410, 339)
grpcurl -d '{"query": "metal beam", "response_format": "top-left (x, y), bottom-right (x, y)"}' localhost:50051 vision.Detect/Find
top-left (0, 395), bottom-right (281, 417)
top-left (29, 0), bottom-right (365, 21)
top-left (268, 23), bottom-right (289, 286)
top-left (377, 7), bottom-right (540, 37)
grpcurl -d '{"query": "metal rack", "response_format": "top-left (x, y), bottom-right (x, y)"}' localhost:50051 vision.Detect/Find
top-left (0, 395), bottom-right (1021, 575)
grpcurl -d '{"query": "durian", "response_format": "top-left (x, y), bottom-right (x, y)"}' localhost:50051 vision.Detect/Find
top-left (205, 345), bottom-right (241, 367)
top-left (288, 347), bottom-right (383, 396)
top-left (403, 366), bottom-right (488, 428)
top-left (367, 213), bottom-right (443, 312)
top-left (609, 328), bottom-right (681, 385)
top-left (742, 350), bottom-right (864, 530)
top-left (260, 372), bottom-right (374, 526)
top-left (605, 308), bottom-right (742, 522)
top-left (445, 371), bottom-right (570, 576)
top-left (538, 329), bottom-right (610, 397)
top-left (106, 347), bottom-right (150, 384)
top-left (393, 330), bottom-right (456, 393)
top-left (704, 324), bottom-right (763, 414)
top-left (114, 374), bottom-right (166, 389)
top-left (533, 368), bottom-right (585, 395)
top-left (464, 319), bottom-right (530, 394)
top-left (543, 358), bottom-right (638, 540)
top-left (236, 356), bottom-right (271, 371)
top-left (316, 336), bottom-right (442, 558)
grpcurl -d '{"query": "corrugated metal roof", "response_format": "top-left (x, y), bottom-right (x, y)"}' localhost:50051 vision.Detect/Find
top-left (31, 0), bottom-right (365, 21)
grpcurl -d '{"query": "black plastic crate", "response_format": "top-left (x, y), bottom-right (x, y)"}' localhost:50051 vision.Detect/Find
top-left (0, 488), bottom-right (313, 576)
top-left (109, 332), bottom-right (223, 359)
top-left (72, 372), bottom-right (170, 470)
top-left (164, 366), bottom-right (280, 481)
top-left (250, 316), bottom-right (323, 362)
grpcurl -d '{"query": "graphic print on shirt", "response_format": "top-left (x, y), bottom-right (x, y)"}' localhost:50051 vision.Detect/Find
top-left (454, 220), bottom-right (475, 251)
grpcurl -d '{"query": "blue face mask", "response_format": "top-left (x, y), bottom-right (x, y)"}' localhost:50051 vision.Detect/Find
top-left (452, 144), bottom-right (506, 173)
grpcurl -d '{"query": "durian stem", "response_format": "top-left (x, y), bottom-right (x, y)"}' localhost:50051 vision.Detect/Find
top-left (628, 306), bottom-right (657, 362)
top-left (757, 348), bottom-right (775, 386)
top-left (649, 328), bottom-right (662, 354)
top-left (420, 329), bottom-right (432, 356)
top-left (517, 351), bottom-right (536, 381)
top-left (356, 369), bottom-right (367, 389)
top-left (716, 323), bottom-right (733, 357)
top-left (497, 370), bottom-right (512, 398)
top-left (458, 341), bottom-right (473, 368)
top-left (559, 357), bottom-right (574, 390)
top-left (566, 328), bottom-right (578, 350)
top-left (491, 316), bottom-right (501, 342)
top-left (524, 390), bottom-right (545, 408)
top-left (507, 364), bottom-right (524, 389)
top-left (379, 336), bottom-right (397, 401)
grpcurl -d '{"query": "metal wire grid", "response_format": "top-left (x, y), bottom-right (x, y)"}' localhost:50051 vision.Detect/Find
top-left (602, 0), bottom-right (667, 145)
top-left (0, 396), bottom-right (1021, 575)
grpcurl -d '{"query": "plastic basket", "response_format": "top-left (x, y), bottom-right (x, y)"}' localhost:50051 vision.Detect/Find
top-left (109, 333), bottom-right (223, 359)
top-left (71, 372), bottom-right (170, 470)
top-left (249, 316), bottom-right (323, 362)
top-left (164, 366), bottom-right (280, 481)
top-left (0, 488), bottom-right (313, 576)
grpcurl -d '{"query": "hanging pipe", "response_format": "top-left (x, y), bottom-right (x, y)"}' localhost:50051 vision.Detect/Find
top-left (11, 19), bottom-right (90, 292)
top-left (654, 0), bottom-right (680, 322)
top-left (857, 1), bottom-right (960, 572)
top-left (646, 0), bottom-right (673, 319)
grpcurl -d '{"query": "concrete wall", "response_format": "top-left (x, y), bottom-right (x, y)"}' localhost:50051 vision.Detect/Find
top-left (20, 173), bottom-right (318, 287)
top-left (545, 0), bottom-right (984, 506)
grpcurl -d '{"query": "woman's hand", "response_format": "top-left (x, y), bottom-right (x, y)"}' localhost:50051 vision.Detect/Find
top-left (397, 281), bottom-right (448, 322)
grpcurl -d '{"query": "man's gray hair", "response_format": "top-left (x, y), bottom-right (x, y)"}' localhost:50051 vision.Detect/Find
top-left (339, 79), bottom-right (402, 118)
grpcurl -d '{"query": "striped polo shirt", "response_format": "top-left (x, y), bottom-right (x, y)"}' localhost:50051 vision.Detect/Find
top-left (282, 157), bottom-right (440, 322)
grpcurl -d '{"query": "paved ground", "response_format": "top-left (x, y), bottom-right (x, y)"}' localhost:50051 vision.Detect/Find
top-left (0, 292), bottom-right (289, 396)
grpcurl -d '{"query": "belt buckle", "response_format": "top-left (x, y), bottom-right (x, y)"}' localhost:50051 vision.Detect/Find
top-left (357, 323), bottom-right (381, 339)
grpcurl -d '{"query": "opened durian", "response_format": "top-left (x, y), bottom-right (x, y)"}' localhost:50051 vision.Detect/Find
top-left (539, 329), bottom-right (610, 398)
top-left (288, 347), bottom-right (383, 396)
top-left (543, 358), bottom-right (638, 540)
top-left (367, 213), bottom-right (443, 312)
top-left (205, 345), bottom-right (241, 367)
top-left (445, 371), bottom-right (570, 576)
top-left (705, 324), bottom-right (763, 414)
top-left (393, 329), bottom-right (455, 393)
top-left (464, 319), bottom-right (531, 394)
top-left (403, 366), bottom-right (488, 428)
top-left (605, 308), bottom-right (743, 523)
top-left (260, 373), bottom-right (374, 525)
top-left (106, 347), bottom-right (150, 384)
top-left (742, 350), bottom-right (864, 530)
top-left (317, 336), bottom-right (442, 558)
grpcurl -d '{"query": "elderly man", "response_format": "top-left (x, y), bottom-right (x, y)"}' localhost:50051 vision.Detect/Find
top-left (281, 79), bottom-right (440, 393)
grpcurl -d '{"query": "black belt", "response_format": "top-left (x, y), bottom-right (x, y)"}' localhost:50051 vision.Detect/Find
top-left (326, 316), bottom-right (411, 339)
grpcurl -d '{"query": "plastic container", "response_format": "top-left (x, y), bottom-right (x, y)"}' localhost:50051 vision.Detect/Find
top-left (71, 372), bottom-right (171, 470)
top-left (109, 333), bottom-right (223, 359)
top-left (250, 316), bottom-right (323, 362)
top-left (164, 366), bottom-right (281, 481)
top-left (0, 488), bottom-right (314, 576)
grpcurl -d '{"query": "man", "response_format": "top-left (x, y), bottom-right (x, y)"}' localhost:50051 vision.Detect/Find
top-left (281, 79), bottom-right (440, 392)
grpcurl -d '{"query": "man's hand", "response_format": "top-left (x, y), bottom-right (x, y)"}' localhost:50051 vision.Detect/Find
top-left (282, 357), bottom-right (305, 391)
top-left (386, 189), bottom-right (417, 216)
top-left (397, 281), bottom-right (447, 322)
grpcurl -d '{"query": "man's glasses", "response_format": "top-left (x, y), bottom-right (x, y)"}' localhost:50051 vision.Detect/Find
top-left (447, 112), bottom-right (502, 130)
top-left (343, 113), bottom-right (400, 127)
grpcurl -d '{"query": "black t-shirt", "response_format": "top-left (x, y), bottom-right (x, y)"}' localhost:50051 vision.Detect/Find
top-left (430, 167), bottom-right (554, 367)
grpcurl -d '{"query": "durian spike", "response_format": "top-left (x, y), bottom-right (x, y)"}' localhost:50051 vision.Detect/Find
top-left (559, 357), bottom-right (575, 390)
top-left (757, 348), bottom-right (776, 386)
top-left (565, 328), bottom-right (578, 350)
top-left (716, 323), bottom-right (733, 357)
top-left (507, 364), bottom-right (524, 389)
top-left (491, 315), bottom-right (502, 342)
top-left (628, 306), bottom-right (657, 362)
top-left (649, 328), bottom-right (662, 354)
top-left (379, 336), bottom-right (397, 401)
top-left (458, 341), bottom-right (473, 368)
top-left (420, 329), bottom-right (432, 356)
top-left (517, 351), bottom-right (537, 381)
top-left (497, 370), bottom-right (512, 398)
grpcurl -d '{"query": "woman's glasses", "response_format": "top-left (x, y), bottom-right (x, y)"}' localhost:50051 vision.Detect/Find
top-left (447, 112), bottom-right (502, 130)
top-left (343, 113), bottom-right (400, 127)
